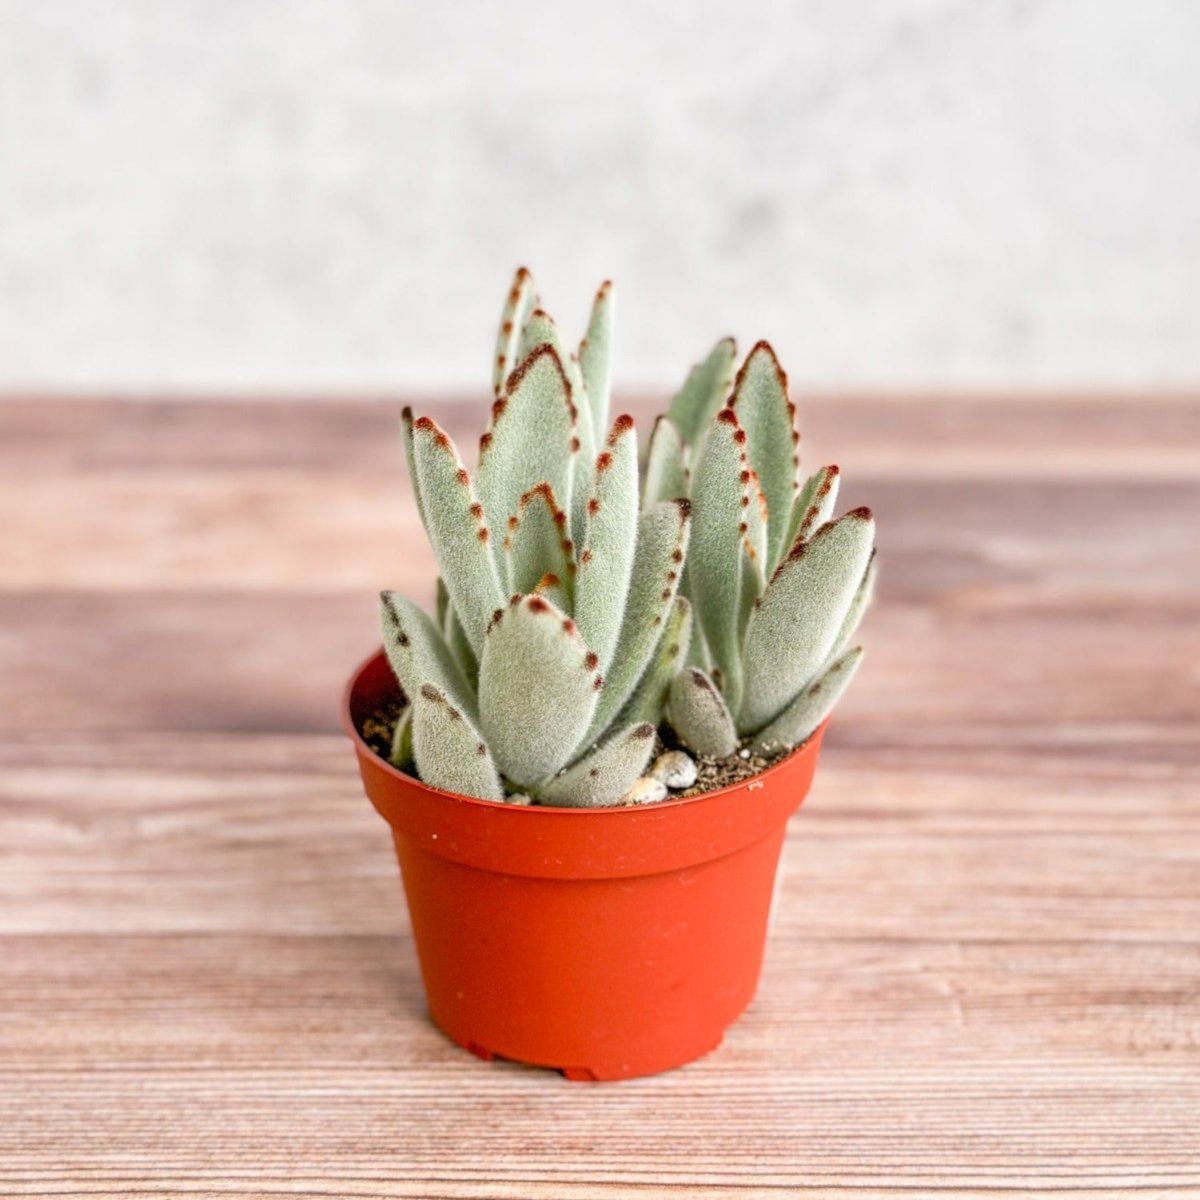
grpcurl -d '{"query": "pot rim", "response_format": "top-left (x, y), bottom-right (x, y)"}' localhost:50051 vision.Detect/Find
top-left (343, 647), bottom-right (826, 818)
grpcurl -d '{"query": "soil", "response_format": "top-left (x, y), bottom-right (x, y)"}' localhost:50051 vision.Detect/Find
top-left (359, 703), bottom-right (792, 804)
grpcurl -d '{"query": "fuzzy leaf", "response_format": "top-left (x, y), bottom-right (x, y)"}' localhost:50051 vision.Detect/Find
top-left (826, 551), bottom-right (876, 665)
top-left (531, 570), bottom-right (570, 613)
top-left (400, 408), bottom-right (427, 530)
top-left (536, 722), bottom-right (657, 808)
top-left (582, 498), bottom-right (691, 745)
top-left (642, 416), bottom-right (689, 505)
top-left (574, 416), bottom-right (639, 672)
top-left (478, 594), bottom-right (602, 786)
top-left (739, 507), bottom-right (875, 732)
top-left (492, 267), bottom-right (538, 396)
top-left (687, 408), bottom-right (754, 715)
top-left (666, 337), bottom-right (737, 446)
top-left (435, 576), bottom-right (478, 682)
top-left (728, 342), bottom-right (799, 567)
top-left (668, 668), bottom-right (738, 758)
top-left (410, 417), bottom-right (504, 656)
top-left (519, 308), bottom-right (585, 398)
top-left (380, 591), bottom-right (478, 721)
top-left (477, 345), bottom-right (578, 573)
top-left (578, 280), bottom-right (614, 447)
top-left (503, 483), bottom-right (573, 602)
top-left (389, 705), bottom-right (413, 768)
top-left (750, 646), bottom-right (863, 754)
top-left (617, 595), bottom-right (691, 729)
top-left (781, 465), bottom-right (840, 567)
top-left (411, 684), bottom-right (504, 802)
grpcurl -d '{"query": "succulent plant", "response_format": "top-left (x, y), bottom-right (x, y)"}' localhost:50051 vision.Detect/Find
top-left (381, 268), bottom-right (691, 807)
top-left (649, 341), bottom-right (877, 758)
top-left (379, 268), bottom-right (876, 807)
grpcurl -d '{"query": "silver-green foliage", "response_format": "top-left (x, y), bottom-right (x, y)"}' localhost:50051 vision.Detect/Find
top-left (380, 271), bottom-right (876, 805)
top-left (660, 340), bottom-right (876, 756)
top-left (382, 269), bottom-right (689, 806)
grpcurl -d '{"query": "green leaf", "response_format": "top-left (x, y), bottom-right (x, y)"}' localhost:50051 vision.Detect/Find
top-left (492, 267), bottom-right (538, 396)
top-left (519, 308), bottom-right (585, 398)
top-left (750, 646), bottom-right (863, 754)
top-left (781, 464), bottom-right (840, 568)
top-left (582, 498), bottom-right (691, 745)
top-left (642, 416), bottom-right (689, 505)
top-left (687, 408), bottom-right (753, 715)
top-left (409, 417), bottom-right (504, 657)
top-left (388, 705), bottom-right (413, 768)
top-left (380, 591), bottom-right (478, 722)
top-left (400, 408), bottom-right (427, 531)
top-left (668, 668), bottom-right (738, 758)
top-left (578, 280), bottom-right (614, 447)
top-left (826, 551), bottom-right (876, 664)
top-left (574, 416), bottom-right (639, 672)
top-left (666, 337), bottom-right (737, 446)
top-left (536, 722), bottom-right (657, 808)
top-left (616, 595), bottom-right (691, 729)
top-left (739, 507), bottom-right (875, 733)
top-left (502, 482), bottom-right (573, 602)
top-left (478, 594), bottom-right (602, 787)
top-left (477, 345), bottom-right (578, 574)
top-left (411, 684), bottom-right (504, 802)
top-left (728, 342), bottom-right (800, 568)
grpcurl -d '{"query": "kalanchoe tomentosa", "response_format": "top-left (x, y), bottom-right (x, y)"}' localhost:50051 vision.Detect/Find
top-left (380, 268), bottom-right (876, 806)
top-left (645, 341), bottom-right (876, 757)
top-left (381, 268), bottom-right (691, 807)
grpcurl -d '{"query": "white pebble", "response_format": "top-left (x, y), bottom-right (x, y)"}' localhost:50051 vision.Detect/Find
top-left (738, 747), bottom-right (751, 759)
top-left (649, 750), bottom-right (698, 790)
top-left (622, 776), bottom-right (669, 805)
top-left (506, 792), bottom-right (534, 806)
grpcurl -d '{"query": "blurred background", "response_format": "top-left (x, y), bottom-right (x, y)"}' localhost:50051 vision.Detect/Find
top-left (3, 0), bottom-right (1198, 397)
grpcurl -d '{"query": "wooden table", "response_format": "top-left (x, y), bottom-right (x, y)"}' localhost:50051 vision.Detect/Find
top-left (2, 395), bottom-right (1197, 1198)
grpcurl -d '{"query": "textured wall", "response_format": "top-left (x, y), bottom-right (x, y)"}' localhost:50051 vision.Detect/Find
top-left (2, 0), bottom-right (1198, 393)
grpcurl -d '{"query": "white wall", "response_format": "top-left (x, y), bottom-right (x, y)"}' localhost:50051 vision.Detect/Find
top-left (1, 0), bottom-right (1198, 394)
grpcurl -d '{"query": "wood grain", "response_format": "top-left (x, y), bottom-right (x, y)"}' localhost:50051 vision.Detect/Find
top-left (1, 396), bottom-right (1197, 1198)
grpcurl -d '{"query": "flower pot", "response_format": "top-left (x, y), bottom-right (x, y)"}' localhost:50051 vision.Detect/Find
top-left (343, 648), bottom-right (827, 1081)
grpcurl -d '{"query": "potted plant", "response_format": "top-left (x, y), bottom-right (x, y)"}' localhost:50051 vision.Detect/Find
top-left (344, 268), bottom-right (876, 1080)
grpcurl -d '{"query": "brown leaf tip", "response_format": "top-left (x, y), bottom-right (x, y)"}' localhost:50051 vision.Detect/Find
top-left (477, 527), bottom-right (489, 542)
top-left (690, 669), bottom-right (714, 693)
top-left (587, 497), bottom-right (600, 516)
top-left (537, 572), bottom-right (561, 590)
top-left (672, 549), bottom-right (684, 563)
top-left (846, 505), bottom-right (873, 521)
top-left (673, 497), bottom-right (692, 519)
top-left (596, 451), bottom-right (614, 472)
top-left (733, 428), bottom-right (747, 445)
top-left (476, 743), bottom-right (488, 757)
top-left (515, 266), bottom-right (532, 281)
top-left (413, 415), bottom-right (435, 432)
top-left (530, 307), bottom-right (552, 321)
top-left (488, 607), bottom-right (504, 632)
top-left (716, 407), bottom-right (739, 426)
top-left (479, 432), bottom-right (493, 453)
top-left (419, 683), bottom-right (441, 702)
top-left (469, 502), bottom-right (484, 519)
top-left (570, 436), bottom-right (581, 453)
top-left (455, 467), bottom-right (470, 486)
top-left (507, 514), bottom-right (519, 531)
top-left (592, 674), bottom-right (604, 691)
top-left (526, 595), bottom-right (550, 614)
top-left (633, 723), bottom-right (654, 739)
top-left (562, 618), bottom-right (576, 634)
top-left (608, 413), bottom-right (635, 443)
top-left (583, 651), bottom-right (599, 670)
top-left (503, 342), bottom-right (567, 397)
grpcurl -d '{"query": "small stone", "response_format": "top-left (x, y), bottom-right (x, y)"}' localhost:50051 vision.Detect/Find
top-left (506, 792), bottom-right (534, 806)
top-left (622, 776), bottom-right (669, 806)
top-left (649, 750), bottom-right (697, 790)
top-left (738, 747), bottom-right (751, 759)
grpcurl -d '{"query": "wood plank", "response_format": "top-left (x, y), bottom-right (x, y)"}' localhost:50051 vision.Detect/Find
top-left (1, 395), bottom-right (1197, 1197)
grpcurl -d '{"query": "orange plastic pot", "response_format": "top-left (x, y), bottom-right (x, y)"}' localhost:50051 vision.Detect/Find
top-left (343, 649), bottom-right (827, 1081)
